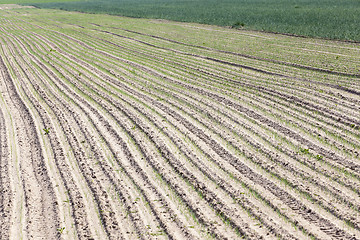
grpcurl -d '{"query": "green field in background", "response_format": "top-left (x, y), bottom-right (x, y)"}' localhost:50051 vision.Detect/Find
top-left (0, 0), bottom-right (76, 3)
top-left (19, 0), bottom-right (360, 41)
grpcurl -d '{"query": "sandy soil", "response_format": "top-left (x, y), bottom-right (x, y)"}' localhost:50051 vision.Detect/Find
top-left (0, 4), bottom-right (34, 10)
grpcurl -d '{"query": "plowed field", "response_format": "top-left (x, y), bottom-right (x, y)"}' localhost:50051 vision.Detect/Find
top-left (0, 5), bottom-right (360, 240)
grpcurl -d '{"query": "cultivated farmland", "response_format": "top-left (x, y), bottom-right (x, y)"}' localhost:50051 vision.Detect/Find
top-left (30, 0), bottom-right (360, 42)
top-left (0, 6), bottom-right (360, 240)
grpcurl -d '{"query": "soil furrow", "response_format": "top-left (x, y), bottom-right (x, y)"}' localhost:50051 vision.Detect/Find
top-left (35, 24), bottom-right (360, 213)
top-left (36, 35), bottom-right (318, 238)
top-left (52, 29), bottom-right (360, 158)
top-left (58, 27), bottom-right (360, 115)
top-left (90, 23), bottom-right (360, 78)
top-left (13, 31), bottom-right (200, 240)
top-left (33, 27), bottom-right (360, 236)
top-left (6, 35), bottom-right (133, 240)
top-left (31, 37), bottom-right (250, 238)
top-left (0, 51), bottom-right (60, 239)
top-left (37, 37), bottom-right (289, 238)
top-left (36, 22), bottom-right (360, 125)
top-left (0, 35), bottom-right (106, 240)
top-left (0, 90), bottom-right (12, 240)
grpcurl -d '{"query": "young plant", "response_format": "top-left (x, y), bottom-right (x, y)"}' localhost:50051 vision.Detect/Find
top-left (299, 148), bottom-right (310, 154)
top-left (57, 227), bottom-right (65, 234)
top-left (43, 128), bottom-right (50, 135)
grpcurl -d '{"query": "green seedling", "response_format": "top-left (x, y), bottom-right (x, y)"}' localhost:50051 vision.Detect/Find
top-left (299, 148), bottom-right (310, 154)
top-left (43, 128), bottom-right (50, 135)
top-left (57, 227), bottom-right (65, 234)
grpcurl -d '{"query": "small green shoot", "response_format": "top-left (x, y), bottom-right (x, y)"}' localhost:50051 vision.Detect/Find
top-left (57, 227), bottom-right (65, 234)
top-left (43, 128), bottom-right (50, 135)
top-left (299, 148), bottom-right (310, 154)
